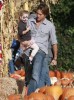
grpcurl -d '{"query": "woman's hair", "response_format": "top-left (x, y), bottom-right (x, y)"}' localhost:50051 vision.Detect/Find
top-left (19, 10), bottom-right (29, 17)
top-left (37, 3), bottom-right (49, 16)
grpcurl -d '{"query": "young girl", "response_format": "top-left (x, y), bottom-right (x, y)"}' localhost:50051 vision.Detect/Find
top-left (15, 10), bottom-right (39, 63)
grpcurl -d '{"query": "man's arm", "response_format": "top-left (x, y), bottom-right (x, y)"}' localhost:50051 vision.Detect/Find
top-left (51, 44), bottom-right (58, 66)
top-left (49, 23), bottom-right (58, 66)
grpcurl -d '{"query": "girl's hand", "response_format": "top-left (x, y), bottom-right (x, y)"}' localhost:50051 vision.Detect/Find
top-left (26, 26), bottom-right (30, 31)
top-left (23, 26), bottom-right (30, 34)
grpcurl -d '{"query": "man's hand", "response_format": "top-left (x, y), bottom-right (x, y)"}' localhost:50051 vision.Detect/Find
top-left (50, 59), bottom-right (57, 66)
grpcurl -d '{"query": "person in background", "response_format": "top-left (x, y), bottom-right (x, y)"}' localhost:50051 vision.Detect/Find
top-left (8, 35), bottom-right (20, 74)
top-left (15, 10), bottom-right (39, 64)
top-left (27, 3), bottom-right (58, 95)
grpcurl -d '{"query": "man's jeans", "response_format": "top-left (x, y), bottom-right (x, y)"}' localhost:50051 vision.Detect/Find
top-left (38, 55), bottom-right (51, 87)
top-left (27, 50), bottom-right (46, 95)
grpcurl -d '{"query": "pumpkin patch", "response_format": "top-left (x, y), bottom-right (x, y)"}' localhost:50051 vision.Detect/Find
top-left (1, 70), bottom-right (74, 100)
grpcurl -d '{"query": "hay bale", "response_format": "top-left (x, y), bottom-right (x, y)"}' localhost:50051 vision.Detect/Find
top-left (0, 77), bottom-right (18, 99)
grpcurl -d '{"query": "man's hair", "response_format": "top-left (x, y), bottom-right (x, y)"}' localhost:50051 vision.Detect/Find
top-left (37, 3), bottom-right (49, 16)
top-left (19, 10), bottom-right (29, 16)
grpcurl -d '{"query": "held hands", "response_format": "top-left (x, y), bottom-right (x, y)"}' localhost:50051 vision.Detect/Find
top-left (50, 59), bottom-right (57, 66)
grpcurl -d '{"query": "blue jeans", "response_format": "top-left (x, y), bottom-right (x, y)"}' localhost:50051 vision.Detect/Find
top-left (45, 57), bottom-right (52, 85)
top-left (38, 55), bottom-right (51, 87)
top-left (8, 59), bottom-right (15, 74)
top-left (27, 50), bottom-right (46, 95)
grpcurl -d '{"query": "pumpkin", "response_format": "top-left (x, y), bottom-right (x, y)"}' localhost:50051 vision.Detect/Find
top-left (69, 78), bottom-right (74, 87)
top-left (49, 71), bottom-right (55, 77)
top-left (45, 85), bottom-right (63, 100)
top-left (8, 94), bottom-right (21, 100)
top-left (61, 78), bottom-right (71, 87)
top-left (61, 88), bottom-right (74, 100)
top-left (55, 70), bottom-right (62, 79)
top-left (67, 72), bottom-right (73, 79)
top-left (38, 86), bottom-right (47, 94)
top-left (24, 95), bottom-right (29, 100)
top-left (28, 92), bottom-right (46, 100)
top-left (68, 95), bottom-right (74, 100)
top-left (61, 72), bottom-right (73, 79)
top-left (45, 94), bottom-right (55, 100)
top-left (15, 69), bottom-right (25, 77)
top-left (10, 74), bottom-right (21, 80)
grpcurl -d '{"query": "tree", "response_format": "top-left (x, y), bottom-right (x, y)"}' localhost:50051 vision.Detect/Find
top-left (50, 0), bottom-right (74, 71)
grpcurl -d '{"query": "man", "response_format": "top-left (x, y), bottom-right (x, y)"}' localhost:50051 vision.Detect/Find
top-left (27, 3), bottom-right (58, 95)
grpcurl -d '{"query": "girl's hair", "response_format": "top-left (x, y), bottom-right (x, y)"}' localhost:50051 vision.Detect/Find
top-left (19, 10), bottom-right (29, 16)
top-left (37, 3), bottom-right (49, 16)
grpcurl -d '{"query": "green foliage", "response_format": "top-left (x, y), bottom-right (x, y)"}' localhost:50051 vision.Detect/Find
top-left (50, 0), bottom-right (74, 71)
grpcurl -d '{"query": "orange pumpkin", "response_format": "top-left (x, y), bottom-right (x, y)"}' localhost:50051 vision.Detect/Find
top-left (15, 69), bottom-right (25, 77)
top-left (61, 88), bottom-right (74, 100)
top-left (8, 94), bottom-right (21, 100)
top-left (24, 95), bottom-right (29, 100)
top-left (55, 70), bottom-right (62, 79)
top-left (45, 94), bottom-right (55, 100)
top-left (61, 78), bottom-right (71, 86)
top-left (70, 78), bottom-right (74, 86)
top-left (49, 71), bottom-right (55, 77)
top-left (28, 92), bottom-right (46, 100)
top-left (61, 72), bottom-right (73, 79)
top-left (38, 86), bottom-right (47, 94)
top-left (10, 74), bottom-right (21, 80)
top-left (67, 72), bottom-right (73, 79)
top-left (45, 85), bottom-right (63, 100)
top-left (68, 95), bottom-right (74, 100)
top-left (20, 69), bottom-right (25, 76)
